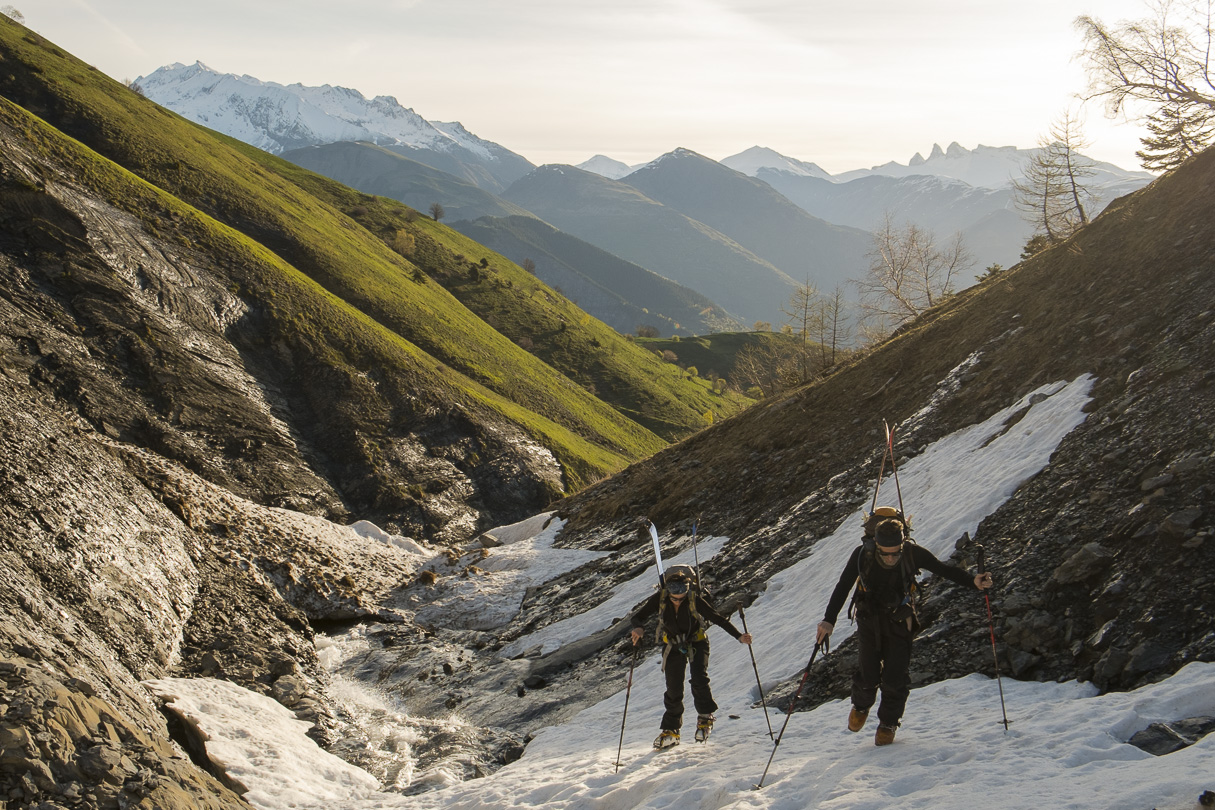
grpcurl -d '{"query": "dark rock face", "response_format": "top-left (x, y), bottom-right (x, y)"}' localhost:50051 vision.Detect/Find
top-left (1127, 716), bottom-right (1215, 755)
top-left (0, 124), bottom-right (563, 543)
top-left (0, 659), bottom-right (251, 810)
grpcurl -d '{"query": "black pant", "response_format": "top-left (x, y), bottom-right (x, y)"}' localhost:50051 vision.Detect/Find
top-left (852, 608), bottom-right (914, 726)
top-left (661, 639), bottom-right (716, 730)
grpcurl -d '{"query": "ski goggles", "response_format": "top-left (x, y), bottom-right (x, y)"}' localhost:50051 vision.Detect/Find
top-left (666, 579), bottom-right (690, 595)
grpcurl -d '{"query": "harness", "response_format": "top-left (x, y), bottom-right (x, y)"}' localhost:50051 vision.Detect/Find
top-left (656, 588), bottom-right (710, 671)
top-left (655, 588), bottom-right (709, 646)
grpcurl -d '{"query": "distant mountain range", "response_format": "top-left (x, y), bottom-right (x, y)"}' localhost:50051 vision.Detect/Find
top-left (620, 149), bottom-right (870, 295)
top-left (134, 62), bottom-right (534, 193)
top-left (136, 62), bottom-right (1157, 329)
top-left (758, 171), bottom-right (1025, 273)
top-left (730, 143), bottom-right (1155, 272)
top-left (718, 145), bottom-right (832, 180)
top-left (500, 163), bottom-right (824, 326)
top-left (282, 140), bottom-right (534, 222)
top-left (826, 141), bottom-right (1153, 189)
top-left (450, 215), bottom-right (742, 335)
top-left (575, 155), bottom-right (637, 180)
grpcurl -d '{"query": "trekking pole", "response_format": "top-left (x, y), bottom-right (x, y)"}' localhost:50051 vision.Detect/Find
top-left (738, 603), bottom-right (773, 739)
top-left (754, 640), bottom-right (826, 790)
top-left (691, 517), bottom-right (701, 582)
top-left (976, 546), bottom-right (1010, 732)
top-left (615, 642), bottom-right (639, 771)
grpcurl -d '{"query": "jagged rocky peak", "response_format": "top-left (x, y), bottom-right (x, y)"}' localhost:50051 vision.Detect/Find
top-left (945, 141), bottom-right (970, 158)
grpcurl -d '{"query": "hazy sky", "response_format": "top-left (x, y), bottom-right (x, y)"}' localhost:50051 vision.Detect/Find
top-left (26, 0), bottom-right (1157, 173)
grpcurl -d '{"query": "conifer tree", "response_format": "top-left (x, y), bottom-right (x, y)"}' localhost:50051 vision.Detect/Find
top-left (1135, 103), bottom-right (1215, 171)
top-left (1012, 112), bottom-right (1096, 245)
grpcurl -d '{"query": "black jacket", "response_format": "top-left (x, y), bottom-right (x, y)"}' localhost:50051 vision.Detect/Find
top-left (631, 589), bottom-right (742, 642)
top-left (823, 543), bottom-right (977, 626)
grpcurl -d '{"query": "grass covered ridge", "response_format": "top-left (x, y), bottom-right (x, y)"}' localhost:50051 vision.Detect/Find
top-left (0, 19), bottom-right (757, 494)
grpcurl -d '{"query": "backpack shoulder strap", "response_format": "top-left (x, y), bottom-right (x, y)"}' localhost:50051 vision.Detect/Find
top-left (900, 539), bottom-right (919, 604)
top-left (654, 588), bottom-right (669, 643)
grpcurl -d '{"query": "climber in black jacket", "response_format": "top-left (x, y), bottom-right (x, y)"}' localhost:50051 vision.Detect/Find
top-left (817, 518), bottom-right (991, 746)
top-left (630, 564), bottom-right (752, 748)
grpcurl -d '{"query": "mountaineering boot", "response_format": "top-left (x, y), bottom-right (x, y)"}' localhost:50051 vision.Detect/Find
top-left (694, 714), bottom-right (714, 742)
top-left (653, 729), bottom-right (680, 750)
top-left (847, 706), bottom-right (869, 732)
top-left (874, 724), bottom-right (897, 746)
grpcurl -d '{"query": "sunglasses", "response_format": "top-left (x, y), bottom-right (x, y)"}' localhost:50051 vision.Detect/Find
top-left (667, 580), bottom-right (690, 595)
top-left (876, 547), bottom-right (903, 559)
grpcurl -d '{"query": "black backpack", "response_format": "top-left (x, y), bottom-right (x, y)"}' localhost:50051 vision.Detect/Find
top-left (850, 507), bottom-right (919, 620)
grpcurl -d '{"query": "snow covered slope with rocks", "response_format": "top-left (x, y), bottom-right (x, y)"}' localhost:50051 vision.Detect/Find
top-left (121, 377), bottom-right (1215, 809)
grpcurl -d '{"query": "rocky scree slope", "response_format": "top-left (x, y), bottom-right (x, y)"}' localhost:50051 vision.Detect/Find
top-left (0, 95), bottom-right (535, 807)
top-left (310, 147), bottom-right (1215, 773)
top-left (540, 146), bottom-right (1215, 707)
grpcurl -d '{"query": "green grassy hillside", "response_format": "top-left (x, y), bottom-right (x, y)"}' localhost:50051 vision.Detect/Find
top-left (0, 20), bottom-right (750, 492)
top-left (450, 214), bottom-right (743, 337)
top-left (254, 151), bottom-right (754, 439)
top-left (637, 331), bottom-right (801, 382)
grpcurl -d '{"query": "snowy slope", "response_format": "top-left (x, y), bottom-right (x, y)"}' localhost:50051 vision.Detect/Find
top-left (140, 368), bottom-right (1215, 810)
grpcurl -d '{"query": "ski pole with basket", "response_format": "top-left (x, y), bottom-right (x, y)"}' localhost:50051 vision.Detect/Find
top-left (754, 639), bottom-right (827, 790)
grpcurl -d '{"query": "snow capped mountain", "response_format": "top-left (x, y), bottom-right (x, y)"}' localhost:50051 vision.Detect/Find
top-left (830, 142), bottom-right (1029, 187)
top-left (834, 141), bottom-right (1155, 189)
top-left (720, 145), bottom-right (832, 180)
top-left (134, 62), bottom-right (460, 155)
top-left (634, 145), bottom-right (701, 170)
top-left (430, 120), bottom-right (504, 161)
top-left (134, 62), bottom-right (535, 191)
top-left (575, 154), bottom-right (636, 179)
top-left (694, 142), bottom-right (1155, 192)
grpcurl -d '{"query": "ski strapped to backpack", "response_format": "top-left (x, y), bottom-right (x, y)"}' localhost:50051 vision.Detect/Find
top-left (646, 521), bottom-right (713, 665)
top-left (648, 520), bottom-right (666, 588)
top-left (849, 422), bottom-right (920, 623)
